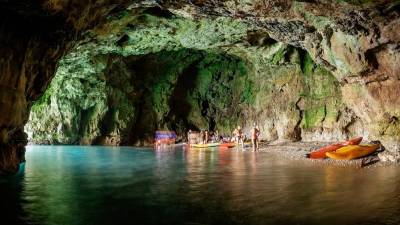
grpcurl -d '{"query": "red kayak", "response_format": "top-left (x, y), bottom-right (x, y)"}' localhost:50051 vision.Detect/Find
top-left (306, 137), bottom-right (363, 159)
top-left (220, 142), bottom-right (236, 148)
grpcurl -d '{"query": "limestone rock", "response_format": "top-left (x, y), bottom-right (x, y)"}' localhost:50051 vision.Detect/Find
top-left (378, 150), bottom-right (400, 163)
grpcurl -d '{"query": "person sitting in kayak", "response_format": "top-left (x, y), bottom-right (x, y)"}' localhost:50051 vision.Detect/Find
top-left (233, 126), bottom-right (244, 148)
top-left (251, 123), bottom-right (260, 151)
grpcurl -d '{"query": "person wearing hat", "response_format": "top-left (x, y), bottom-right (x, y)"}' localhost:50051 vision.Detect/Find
top-left (251, 123), bottom-right (260, 151)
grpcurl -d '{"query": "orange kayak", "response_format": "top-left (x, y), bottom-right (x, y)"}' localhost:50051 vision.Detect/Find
top-left (326, 144), bottom-right (379, 160)
top-left (306, 137), bottom-right (363, 159)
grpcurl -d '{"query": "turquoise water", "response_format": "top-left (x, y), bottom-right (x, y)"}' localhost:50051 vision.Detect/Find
top-left (1, 145), bottom-right (400, 225)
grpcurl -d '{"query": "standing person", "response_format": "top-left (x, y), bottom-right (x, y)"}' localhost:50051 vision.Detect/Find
top-left (214, 130), bottom-right (220, 142)
top-left (251, 123), bottom-right (260, 151)
top-left (205, 131), bottom-right (209, 144)
top-left (232, 127), bottom-right (238, 144)
top-left (187, 129), bottom-right (192, 143)
top-left (233, 126), bottom-right (244, 148)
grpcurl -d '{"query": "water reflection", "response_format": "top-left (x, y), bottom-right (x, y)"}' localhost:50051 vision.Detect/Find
top-left (1, 145), bottom-right (400, 225)
top-left (0, 163), bottom-right (27, 225)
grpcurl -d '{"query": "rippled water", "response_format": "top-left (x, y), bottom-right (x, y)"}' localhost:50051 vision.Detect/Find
top-left (1, 145), bottom-right (400, 225)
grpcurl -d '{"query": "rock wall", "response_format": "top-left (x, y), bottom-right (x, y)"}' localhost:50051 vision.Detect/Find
top-left (26, 13), bottom-right (355, 146)
top-left (1, 0), bottom-right (400, 174)
top-left (0, 0), bottom-right (148, 174)
top-left (162, 0), bottom-right (400, 149)
top-left (0, 2), bottom-right (72, 175)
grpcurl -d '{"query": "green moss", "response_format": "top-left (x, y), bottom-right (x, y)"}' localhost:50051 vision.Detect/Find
top-left (28, 10), bottom-right (352, 143)
top-left (123, 49), bottom-right (252, 133)
top-left (302, 106), bottom-right (326, 129)
top-left (270, 47), bottom-right (286, 64)
top-left (240, 79), bottom-right (255, 104)
top-left (97, 14), bottom-right (251, 57)
top-left (195, 66), bottom-right (214, 97)
top-left (31, 92), bottom-right (52, 114)
top-left (298, 51), bottom-right (342, 130)
top-left (300, 52), bottom-right (339, 99)
top-left (300, 51), bottom-right (314, 76)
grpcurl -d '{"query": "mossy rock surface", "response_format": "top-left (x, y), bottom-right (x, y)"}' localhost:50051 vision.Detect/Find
top-left (26, 12), bottom-right (352, 145)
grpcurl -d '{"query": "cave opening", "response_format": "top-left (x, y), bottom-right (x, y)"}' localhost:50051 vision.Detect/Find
top-left (19, 5), bottom-right (392, 149)
top-left (25, 49), bottom-right (253, 145)
top-left (25, 37), bottom-right (352, 147)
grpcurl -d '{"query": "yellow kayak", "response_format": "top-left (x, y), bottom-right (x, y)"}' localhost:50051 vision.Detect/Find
top-left (325, 144), bottom-right (379, 160)
top-left (190, 143), bottom-right (220, 148)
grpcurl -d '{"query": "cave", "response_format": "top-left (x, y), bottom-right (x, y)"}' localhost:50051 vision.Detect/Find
top-left (0, 0), bottom-right (399, 175)
top-left (1, 1), bottom-right (400, 224)
top-left (25, 49), bottom-right (250, 145)
top-left (25, 39), bottom-right (353, 147)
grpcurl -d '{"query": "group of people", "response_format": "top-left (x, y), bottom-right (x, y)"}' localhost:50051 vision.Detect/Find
top-left (187, 123), bottom-right (261, 151)
top-left (188, 130), bottom-right (222, 144)
top-left (232, 123), bottom-right (260, 151)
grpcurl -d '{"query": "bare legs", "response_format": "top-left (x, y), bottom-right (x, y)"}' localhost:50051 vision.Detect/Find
top-left (252, 138), bottom-right (259, 151)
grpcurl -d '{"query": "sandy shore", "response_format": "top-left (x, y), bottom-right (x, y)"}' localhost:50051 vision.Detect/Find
top-left (256, 141), bottom-right (396, 168)
top-left (163, 141), bottom-right (399, 168)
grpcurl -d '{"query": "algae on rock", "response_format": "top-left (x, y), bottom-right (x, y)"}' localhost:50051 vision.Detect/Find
top-left (27, 11), bottom-right (360, 145)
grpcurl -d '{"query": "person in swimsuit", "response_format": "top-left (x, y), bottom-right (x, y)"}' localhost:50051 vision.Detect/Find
top-left (205, 131), bottom-right (209, 144)
top-left (233, 126), bottom-right (244, 148)
top-left (187, 129), bottom-right (192, 143)
top-left (251, 123), bottom-right (260, 151)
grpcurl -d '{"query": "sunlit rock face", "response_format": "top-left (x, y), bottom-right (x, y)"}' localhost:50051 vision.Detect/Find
top-left (1, 0), bottom-right (400, 173)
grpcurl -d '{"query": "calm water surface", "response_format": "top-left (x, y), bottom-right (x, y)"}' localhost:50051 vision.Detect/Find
top-left (1, 145), bottom-right (400, 225)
